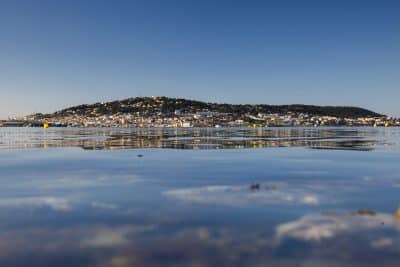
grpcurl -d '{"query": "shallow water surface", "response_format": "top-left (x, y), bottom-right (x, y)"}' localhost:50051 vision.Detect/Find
top-left (0, 127), bottom-right (399, 267)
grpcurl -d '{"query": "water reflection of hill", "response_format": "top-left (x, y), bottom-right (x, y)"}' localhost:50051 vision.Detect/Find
top-left (0, 127), bottom-right (394, 151)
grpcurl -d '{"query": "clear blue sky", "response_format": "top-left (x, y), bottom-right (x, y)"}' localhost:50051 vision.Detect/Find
top-left (0, 0), bottom-right (399, 119)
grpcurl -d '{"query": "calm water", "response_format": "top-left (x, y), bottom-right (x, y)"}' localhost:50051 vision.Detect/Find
top-left (0, 127), bottom-right (400, 267)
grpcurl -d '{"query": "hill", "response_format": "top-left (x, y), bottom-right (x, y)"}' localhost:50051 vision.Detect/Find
top-left (42, 96), bottom-right (382, 119)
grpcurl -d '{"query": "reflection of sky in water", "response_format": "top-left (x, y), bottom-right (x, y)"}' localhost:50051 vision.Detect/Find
top-left (0, 129), bottom-right (400, 266)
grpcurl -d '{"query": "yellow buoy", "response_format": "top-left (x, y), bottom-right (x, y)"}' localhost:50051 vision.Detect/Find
top-left (395, 208), bottom-right (400, 220)
top-left (385, 122), bottom-right (389, 127)
top-left (43, 122), bottom-right (49, 129)
top-left (373, 123), bottom-right (377, 128)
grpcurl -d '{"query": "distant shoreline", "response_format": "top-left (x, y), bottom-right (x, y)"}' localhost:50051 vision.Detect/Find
top-left (0, 125), bottom-right (398, 129)
top-left (4, 96), bottom-right (397, 128)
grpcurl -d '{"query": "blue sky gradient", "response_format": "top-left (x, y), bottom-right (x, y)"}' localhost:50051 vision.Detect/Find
top-left (0, 0), bottom-right (399, 118)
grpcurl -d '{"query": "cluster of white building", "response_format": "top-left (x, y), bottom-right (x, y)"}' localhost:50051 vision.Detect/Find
top-left (6, 110), bottom-right (397, 128)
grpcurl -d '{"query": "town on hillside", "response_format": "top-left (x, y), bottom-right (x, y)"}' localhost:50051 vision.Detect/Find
top-left (1, 97), bottom-right (398, 128)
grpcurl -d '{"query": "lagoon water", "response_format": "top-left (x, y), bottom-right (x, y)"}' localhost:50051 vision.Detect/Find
top-left (0, 127), bottom-right (400, 267)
